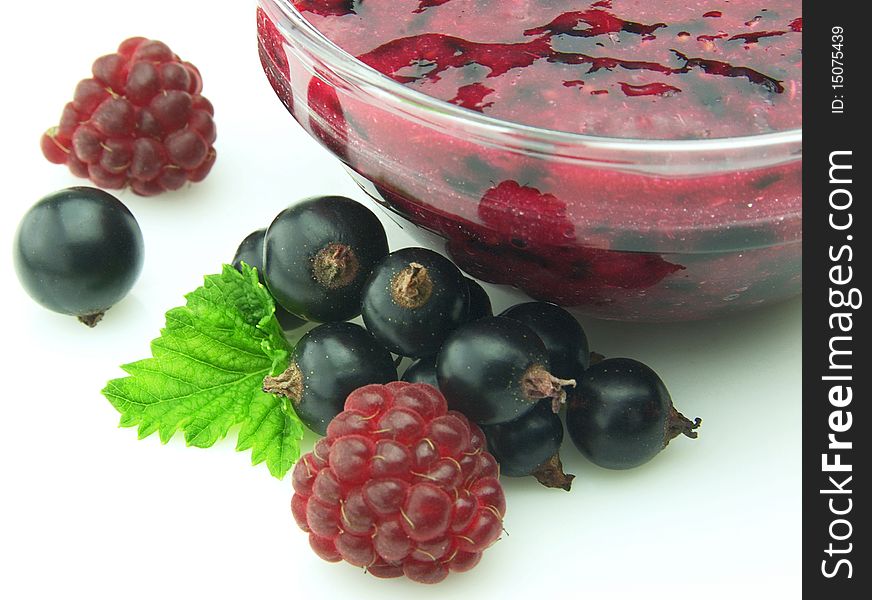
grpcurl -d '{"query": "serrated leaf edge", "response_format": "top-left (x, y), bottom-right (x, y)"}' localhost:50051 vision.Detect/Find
top-left (101, 263), bottom-right (302, 479)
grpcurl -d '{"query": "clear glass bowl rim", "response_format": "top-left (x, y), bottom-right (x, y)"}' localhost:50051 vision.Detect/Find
top-left (264, 0), bottom-right (802, 154)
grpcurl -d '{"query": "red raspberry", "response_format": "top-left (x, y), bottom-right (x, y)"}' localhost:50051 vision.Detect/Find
top-left (478, 180), bottom-right (576, 248)
top-left (291, 382), bottom-right (506, 584)
top-left (40, 37), bottom-right (217, 196)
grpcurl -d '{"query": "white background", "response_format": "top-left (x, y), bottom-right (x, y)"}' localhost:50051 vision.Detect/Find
top-left (0, 1), bottom-right (801, 598)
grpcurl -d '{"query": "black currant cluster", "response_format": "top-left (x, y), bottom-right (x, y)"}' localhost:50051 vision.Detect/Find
top-left (236, 195), bottom-right (701, 486)
top-left (232, 196), bottom-right (392, 435)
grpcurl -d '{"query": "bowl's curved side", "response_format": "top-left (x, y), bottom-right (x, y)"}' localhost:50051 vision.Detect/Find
top-left (256, 2), bottom-right (802, 321)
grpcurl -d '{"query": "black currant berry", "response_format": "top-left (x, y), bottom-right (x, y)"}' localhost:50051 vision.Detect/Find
top-left (262, 322), bottom-right (396, 435)
top-left (401, 356), bottom-right (439, 388)
top-left (232, 228), bottom-right (306, 332)
top-left (500, 301), bottom-right (590, 379)
top-left (262, 196), bottom-right (389, 322)
top-left (465, 277), bottom-right (493, 322)
top-left (566, 358), bottom-right (701, 470)
top-left (361, 247), bottom-right (469, 357)
top-left (483, 400), bottom-right (574, 491)
top-left (13, 187), bottom-right (144, 326)
top-left (231, 228), bottom-right (268, 278)
top-left (437, 316), bottom-right (576, 425)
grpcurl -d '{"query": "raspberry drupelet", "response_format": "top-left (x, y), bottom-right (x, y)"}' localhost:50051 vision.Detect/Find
top-left (41, 37), bottom-right (217, 196)
top-left (291, 382), bottom-right (506, 584)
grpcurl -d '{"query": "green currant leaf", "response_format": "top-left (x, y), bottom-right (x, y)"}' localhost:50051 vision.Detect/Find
top-left (236, 394), bottom-right (305, 478)
top-left (102, 264), bottom-right (303, 478)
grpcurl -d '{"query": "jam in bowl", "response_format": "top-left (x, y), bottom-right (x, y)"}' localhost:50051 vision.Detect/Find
top-left (256, 0), bottom-right (801, 321)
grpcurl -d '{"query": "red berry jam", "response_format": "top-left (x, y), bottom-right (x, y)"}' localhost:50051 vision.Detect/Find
top-left (257, 1), bottom-right (802, 320)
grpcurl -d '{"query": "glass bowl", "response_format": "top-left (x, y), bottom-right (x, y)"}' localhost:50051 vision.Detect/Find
top-left (256, 1), bottom-right (801, 321)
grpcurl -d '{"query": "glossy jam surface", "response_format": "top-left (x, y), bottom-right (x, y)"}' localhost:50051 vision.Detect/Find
top-left (293, 0), bottom-right (801, 139)
top-left (257, 1), bottom-right (802, 320)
